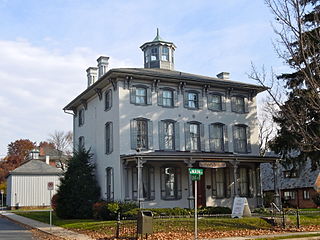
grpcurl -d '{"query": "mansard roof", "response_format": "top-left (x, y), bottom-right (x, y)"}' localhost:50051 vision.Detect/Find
top-left (64, 67), bottom-right (267, 111)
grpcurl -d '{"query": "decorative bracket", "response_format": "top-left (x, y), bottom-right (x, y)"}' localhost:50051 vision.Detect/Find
top-left (70, 107), bottom-right (77, 116)
top-left (124, 76), bottom-right (132, 89)
top-left (184, 158), bottom-right (196, 168)
top-left (80, 99), bottom-right (88, 110)
top-left (152, 79), bottom-right (160, 92)
top-left (249, 90), bottom-right (256, 101)
top-left (94, 88), bottom-right (102, 101)
top-left (202, 84), bottom-right (209, 97)
top-left (178, 81), bottom-right (186, 94)
top-left (226, 88), bottom-right (233, 99)
top-left (110, 78), bottom-right (117, 91)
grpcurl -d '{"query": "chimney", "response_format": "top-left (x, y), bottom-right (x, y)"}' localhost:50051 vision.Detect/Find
top-left (45, 155), bottom-right (50, 165)
top-left (97, 56), bottom-right (109, 78)
top-left (216, 72), bottom-right (230, 80)
top-left (86, 67), bottom-right (98, 87)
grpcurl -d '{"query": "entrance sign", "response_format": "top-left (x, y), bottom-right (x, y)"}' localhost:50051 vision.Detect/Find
top-left (231, 197), bottom-right (251, 218)
top-left (199, 162), bottom-right (226, 168)
top-left (47, 182), bottom-right (54, 190)
top-left (189, 168), bottom-right (203, 175)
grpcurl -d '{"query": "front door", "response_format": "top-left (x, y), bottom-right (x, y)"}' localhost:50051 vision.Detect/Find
top-left (196, 170), bottom-right (206, 207)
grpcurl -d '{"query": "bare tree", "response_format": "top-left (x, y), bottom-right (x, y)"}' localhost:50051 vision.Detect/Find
top-left (48, 130), bottom-right (73, 170)
top-left (249, 0), bottom-right (320, 168)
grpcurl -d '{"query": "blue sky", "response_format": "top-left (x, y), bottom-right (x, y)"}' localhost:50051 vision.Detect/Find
top-left (0, 0), bottom-right (284, 156)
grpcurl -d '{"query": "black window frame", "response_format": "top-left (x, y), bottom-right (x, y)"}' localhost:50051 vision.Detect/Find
top-left (105, 122), bottom-right (113, 154)
top-left (78, 108), bottom-right (85, 126)
top-left (104, 89), bottom-right (112, 111)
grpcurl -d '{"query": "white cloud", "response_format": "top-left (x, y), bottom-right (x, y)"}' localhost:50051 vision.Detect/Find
top-left (0, 39), bottom-right (133, 156)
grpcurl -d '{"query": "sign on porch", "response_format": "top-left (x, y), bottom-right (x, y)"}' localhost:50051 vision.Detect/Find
top-left (189, 168), bottom-right (203, 175)
top-left (199, 162), bottom-right (226, 168)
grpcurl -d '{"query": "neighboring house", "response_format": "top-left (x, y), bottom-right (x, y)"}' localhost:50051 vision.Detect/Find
top-left (261, 160), bottom-right (320, 208)
top-left (63, 31), bottom-right (277, 209)
top-left (6, 160), bottom-right (62, 209)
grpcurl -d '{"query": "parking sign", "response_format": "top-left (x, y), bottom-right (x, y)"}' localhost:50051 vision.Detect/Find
top-left (47, 182), bottom-right (54, 190)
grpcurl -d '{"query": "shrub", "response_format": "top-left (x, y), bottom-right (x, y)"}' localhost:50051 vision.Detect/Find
top-left (92, 201), bottom-right (108, 220)
top-left (118, 201), bottom-right (138, 215)
top-left (198, 206), bottom-right (231, 215)
top-left (122, 207), bottom-right (192, 218)
top-left (51, 194), bottom-right (59, 211)
top-left (312, 193), bottom-right (320, 207)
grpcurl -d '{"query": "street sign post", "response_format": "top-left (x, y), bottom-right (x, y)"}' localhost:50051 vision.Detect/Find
top-left (188, 168), bottom-right (203, 240)
top-left (47, 182), bottom-right (54, 230)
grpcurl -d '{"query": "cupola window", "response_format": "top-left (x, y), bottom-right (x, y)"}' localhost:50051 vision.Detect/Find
top-left (151, 48), bottom-right (159, 61)
top-left (161, 47), bottom-right (169, 61)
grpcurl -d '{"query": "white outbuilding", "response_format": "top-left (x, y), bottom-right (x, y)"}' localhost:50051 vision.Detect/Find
top-left (6, 160), bottom-right (62, 209)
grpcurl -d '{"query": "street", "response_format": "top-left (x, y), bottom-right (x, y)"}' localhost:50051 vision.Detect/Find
top-left (0, 216), bottom-right (35, 240)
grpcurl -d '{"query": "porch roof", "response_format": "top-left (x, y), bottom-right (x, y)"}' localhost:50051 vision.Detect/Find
top-left (120, 151), bottom-right (278, 163)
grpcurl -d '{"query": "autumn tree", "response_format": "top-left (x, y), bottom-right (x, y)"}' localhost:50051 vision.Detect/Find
top-left (251, 0), bottom-right (320, 168)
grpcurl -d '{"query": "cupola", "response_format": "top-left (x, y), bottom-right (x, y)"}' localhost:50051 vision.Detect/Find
top-left (140, 29), bottom-right (176, 70)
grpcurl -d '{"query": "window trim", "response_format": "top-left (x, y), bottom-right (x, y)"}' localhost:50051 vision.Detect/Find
top-left (159, 119), bottom-right (180, 151)
top-left (233, 124), bottom-right (251, 153)
top-left (207, 93), bottom-right (225, 111)
top-left (105, 122), bottom-right (113, 154)
top-left (104, 89), bottom-right (112, 111)
top-left (211, 167), bottom-right (231, 198)
top-left (185, 91), bottom-right (199, 109)
top-left (130, 118), bottom-right (153, 150)
top-left (231, 95), bottom-right (249, 114)
top-left (130, 84), bottom-right (152, 106)
top-left (106, 167), bottom-right (114, 201)
top-left (209, 123), bottom-right (228, 152)
top-left (78, 108), bottom-right (85, 127)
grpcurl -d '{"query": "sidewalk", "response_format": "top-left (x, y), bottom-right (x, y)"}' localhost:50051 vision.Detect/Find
top-left (0, 211), bottom-right (94, 240)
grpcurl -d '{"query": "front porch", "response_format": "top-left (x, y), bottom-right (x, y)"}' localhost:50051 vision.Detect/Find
top-left (121, 152), bottom-right (277, 209)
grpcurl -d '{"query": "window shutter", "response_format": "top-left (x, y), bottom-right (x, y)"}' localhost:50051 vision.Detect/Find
top-left (130, 86), bottom-right (136, 104)
top-left (109, 90), bottom-right (113, 109)
top-left (246, 126), bottom-right (251, 153)
top-left (174, 121), bottom-right (180, 150)
top-left (157, 89), bottom-right (163, 106)
top-left (232, 125), bottom-right (237, 152)
top-left (223, 125), bottom-right (229, 152)
top-left (158, 121), bottom-right (165, 150)
top-left (231, 96), bottom-right (236, 112)
top-left (147, 120), bottom-right (153, 149)
top-left (183, 91), bottom-right (188, 108)
top-left (130, 119), bottom-right (137, 150)
top-left (244, 97), bottom-right (249, 113)
top-left (173, 90), bottom-right (179, 107)
top-left (110, 122), bottom-right (113, 153)
top-left (132, 167), bottom-right (138, 200)
top-left (184, 122), bottom-right (191, 151)
top-left (200, 123), bottom-right (205, 151)
top-left (147, 88), bottom-right (152, 105)
top-left (207, 94), bottom-right (213, 110)
top-left (209, 124), bottom-right (214, 151)
top-left (221, 95), bottom-right (226, 111)
top-left (176, 167), bottom-right (182, 199)
top-left (198, 93), bottom-right (203, 109)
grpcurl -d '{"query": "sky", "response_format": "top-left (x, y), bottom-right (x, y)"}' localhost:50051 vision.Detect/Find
top-left (0, 0), bottom-right (286, 157)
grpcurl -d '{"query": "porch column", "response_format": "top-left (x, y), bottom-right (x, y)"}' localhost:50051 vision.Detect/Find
top-left (256, 164), bottom-right (264, 207)
top-left (136, 157), bottom-right (146, 208)
top-left (272, 160), bottom-right (282, 208)
top-left (184, 158), bottom-right (196, 209)
top-left (230, 160), bottom-right (239, 197)
top-left (123, 160), bottom-right (130, 201)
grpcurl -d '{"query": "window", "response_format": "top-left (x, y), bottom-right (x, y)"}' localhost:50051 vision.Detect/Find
top-left (132, 166), bottom-right (155, 200)
top-left (105, 89), bottom-right (112, 111)
top-left (239, 167), bottom-right (254, 197)
top-left (160, 167), bottom-right (182, 200)
top-left (187, 92), bottom-right (198, 109)
top-left (130, 85), bottom-right (152, 105)
top-left (284, 191), bottom-right (296, 200)
top-left (209, 123), bottom-right (228, 152)
top-left (161, 47), bottom-right (169, 61)
top-left (303, 190), bottom-right (310, 200)
top-left (159, 120), bottom-right (179, 150)
top-left (212, 168), bottom-right (231, 198)
top-left (105, 122), bottom-right (113, 154)
top-left (106, 167), bottom-right (114, 201)
top-left (208, 94), bottom-right (225, 111)
top-left (231, 95), bottom-right (248, 113)
top-left (233, 125), bottom-right (251, 153)
top-left (185, 122), bottom-right (204, 151)
top-left (151, 47), bottom-right (159, 61)
top-left (158, 88), bottom-right (177, 107)
top-left (130, 118), bottom-right (153, 150)
top-left (78, 136), bottom-right (85, 150)
top-left (145, 49), bottom-right (150, 63)
top-left (78, 108), bottom-right (85, 126)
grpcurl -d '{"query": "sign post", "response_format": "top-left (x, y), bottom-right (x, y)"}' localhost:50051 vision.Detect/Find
top-left (1, 190), bottom-right (4, 210)
top-left (189, 168), bottom-right (203, 240)
top-left (47, 182), bottom-right (54, 231)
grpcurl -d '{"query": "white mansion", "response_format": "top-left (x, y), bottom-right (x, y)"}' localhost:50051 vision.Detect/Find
top-left (64, 31), bottom-right (276, 209)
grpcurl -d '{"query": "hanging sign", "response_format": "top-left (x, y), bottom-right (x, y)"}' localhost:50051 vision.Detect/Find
top-left (199, 162), bottom-right (226, 168)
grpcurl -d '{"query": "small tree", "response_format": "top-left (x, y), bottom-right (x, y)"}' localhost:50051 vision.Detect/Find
top-left (55, 148), bottom-right (100, 219)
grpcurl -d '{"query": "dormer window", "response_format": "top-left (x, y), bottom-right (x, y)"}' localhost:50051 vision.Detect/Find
top-left (151, 48), bottom-right (159, 61)
top-left (161, 47), bottom-right (169, 61)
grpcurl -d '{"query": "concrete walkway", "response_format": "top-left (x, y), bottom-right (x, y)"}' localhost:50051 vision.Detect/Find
top-left (0, 212), bottom-right (94, 240)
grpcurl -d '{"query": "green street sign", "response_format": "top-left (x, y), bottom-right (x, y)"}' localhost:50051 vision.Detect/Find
top-left (191, 174), bottom-right (201, 181)
top-left (189, 168), bottom-right (203, 175)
